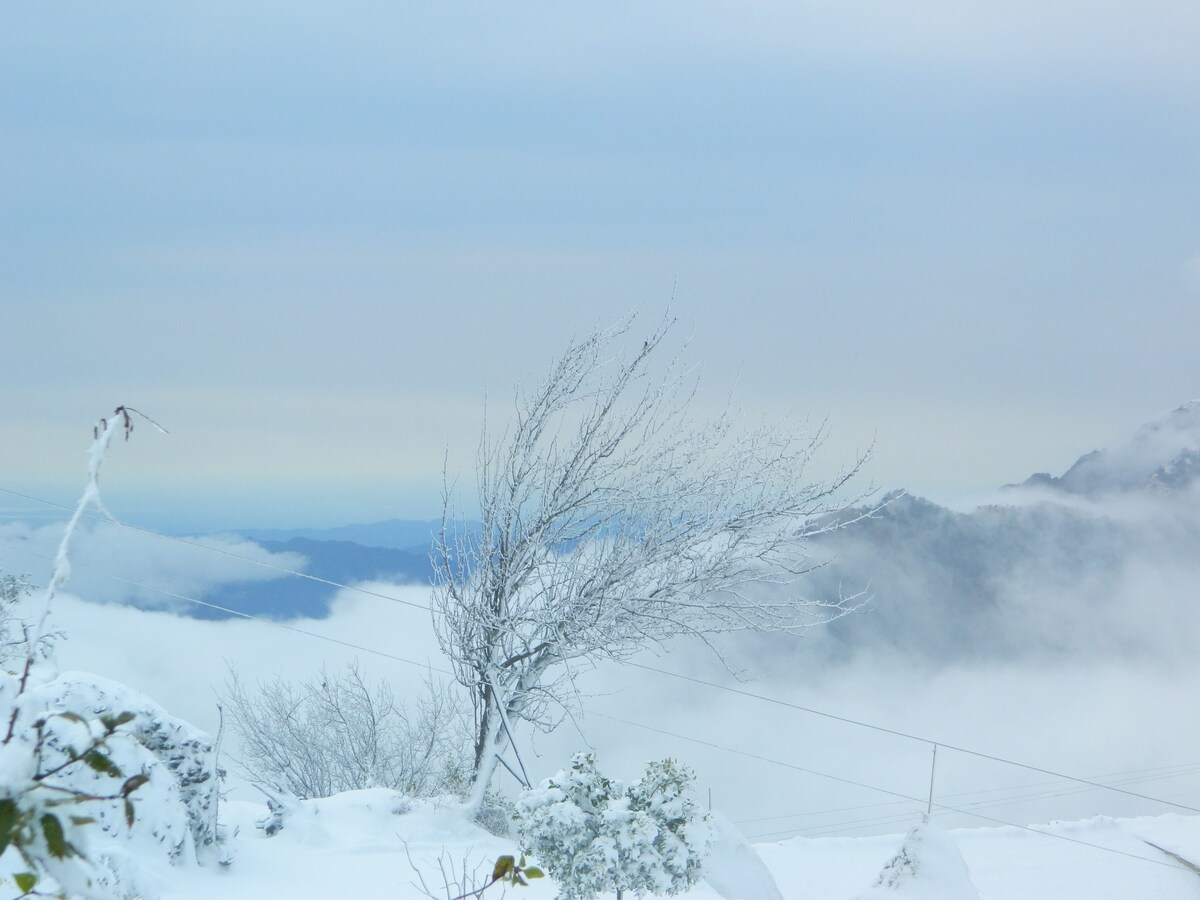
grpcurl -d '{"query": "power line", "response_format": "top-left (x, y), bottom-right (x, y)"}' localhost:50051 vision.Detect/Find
top-left (5, 484), bottom-right (1198, 817)
top-left (0, 542), bottom-right (453, 678)
top-left (0, 487), bottom-right (434, 613)
top-left (752, 810), bottom-right (922, 841)
top-left (769, 763), bottom-right (1200, 839)
top-left (7, 528), bottom-right (1190, 873)
top-left (621, 660), bottom-right (1200, 814)
top-left (945, 766), bottom-right (1200, 819)
top-left (586, 709), bottom-right (919, 800)
top-left (588, 709), bottom-right (1182, 871)
top-left (734, 761), bottom-right (1200, 828)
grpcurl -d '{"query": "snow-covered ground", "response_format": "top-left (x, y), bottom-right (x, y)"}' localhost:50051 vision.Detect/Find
top-left (3, 580), bottom-right (1198, 898)
top-left (130, 790), bottom-right (1200, 899)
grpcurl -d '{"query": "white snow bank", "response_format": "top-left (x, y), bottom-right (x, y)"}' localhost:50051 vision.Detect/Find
top-left (757, 813), bottom-right (1200, 900)
top-left (703, 811), bottom-right (785, 900)
top-left (163, 792), bottom-right (551, 900)
top-left (145, 789), bottom-right (1200, 900)
top-left (10, 772), bottom-right (1200, 899)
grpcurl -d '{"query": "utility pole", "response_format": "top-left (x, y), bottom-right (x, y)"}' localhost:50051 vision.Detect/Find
top-left (926, 744), bottom-right (938, 819)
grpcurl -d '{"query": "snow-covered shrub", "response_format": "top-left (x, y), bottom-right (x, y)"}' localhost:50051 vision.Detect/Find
top-left (856, 820), bottom-right (979, 900)
top-left (0, 573), bottom-right (32, 666)
top-left (225, 663), bottom-right (470, 802)
top-left (514, 753), bottom-right (713, 900)
top-left (0, 676), bottom-right (148, 898)
top-left (47, 673), bottom-right (222, 861)
top-left (0, 573), bottom-right (57, 669)
top-left (0, 668), bottom-right (223, 898)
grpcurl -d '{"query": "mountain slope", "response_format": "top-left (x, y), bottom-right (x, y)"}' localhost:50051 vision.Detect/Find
top-left (1015, 401), bottom-right (1200, 496)
top-left (745, 402), bottom-right (1200, 668)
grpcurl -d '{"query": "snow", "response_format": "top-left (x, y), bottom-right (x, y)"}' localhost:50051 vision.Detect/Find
top-left (7, 786), bottom-right (1200, 898)
top-left (160, 793), bottom-right (528, 900)
top-left (755, 814), bottom-right (1200, 899)
top-left (3, 659), bottom-right (1199, 898)
top-left (5, 618), bottom-right (1200, 898)
top-left (178, 802), bottom-right (1200, 899)
top-left (703, 812), bottom-right (784, 900)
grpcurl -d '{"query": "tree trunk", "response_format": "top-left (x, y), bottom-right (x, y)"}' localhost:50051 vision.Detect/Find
top-left (464, 698), bottom-right (507, 816)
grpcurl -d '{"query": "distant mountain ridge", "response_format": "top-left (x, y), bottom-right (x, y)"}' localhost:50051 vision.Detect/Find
top-left (749, 401), bottom-right (1200, 667)
top-left (1012, 401), bottom-right (1200, 496)
top-left (198, 403), bottom-right (1200, 656)
top-left (237, 519), bottom-right (447, 552)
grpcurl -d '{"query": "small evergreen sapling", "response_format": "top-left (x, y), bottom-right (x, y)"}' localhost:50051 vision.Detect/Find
top-left (514, 753), bottom-right (713, 900)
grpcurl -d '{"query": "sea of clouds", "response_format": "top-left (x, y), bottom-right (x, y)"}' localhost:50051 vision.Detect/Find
top-left (5, 478), bottom-right (1200, 840)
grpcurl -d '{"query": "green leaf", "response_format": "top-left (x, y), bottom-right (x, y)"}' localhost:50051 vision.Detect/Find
top-left (40, 814), bottom-right (69, 859)
top-left (69, 816), bottom-right (96, 827)
top-left (56, 711), bottom-right (88, 726)
top-left (491, 855), bottom-right (515, 881)
top-left (524, 867), bottom-right (544, 879)
top-left (13, 872), bottom-right (37, 894)
top-left (100, 711), bottom-right (136, 731)
top-left (0, 798), bottom-right (17, 857)
top-left (124, 799), bottom-right (136, 829)
top-left (121, 773), bottom-right (150, 796)
top-left (83, 750), bottom-right (123, 778)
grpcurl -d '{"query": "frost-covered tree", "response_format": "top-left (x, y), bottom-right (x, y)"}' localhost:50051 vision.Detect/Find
top-left (514, 753), bottom-right (713, 900)
top-left (434, 316), bottom-right (870, 810)
top-left (225, 663), bottom-right (471, 801)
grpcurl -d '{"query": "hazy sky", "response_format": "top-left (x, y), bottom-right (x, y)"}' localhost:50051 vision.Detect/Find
top-left (3, 3), bottom-right (1199, 531)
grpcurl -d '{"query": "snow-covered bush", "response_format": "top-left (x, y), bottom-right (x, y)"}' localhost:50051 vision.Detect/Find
top-left (1, 652), bottom-right (222, 898)
top-left (0, 573), bottom-right (55, 669)
top-left (225, 663), bottom-right (471, 802)
top-left (0, 679), bottom-right (148, 898)
top-left (856, 820), bottom-right (979, 900)
top-left (0, 573), bottom-right (30, 664)
top-left (514, 753), bottom-right (713, 900)
top-left (46, 673), bottom-right (222, 861)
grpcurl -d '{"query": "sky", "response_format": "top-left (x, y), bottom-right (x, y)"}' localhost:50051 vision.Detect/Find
top-left (3, 2), bottom-right (1200, 531)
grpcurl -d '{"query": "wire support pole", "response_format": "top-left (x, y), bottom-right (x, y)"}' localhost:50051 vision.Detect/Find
top-left (926, 744), bottom-right (938, 818)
